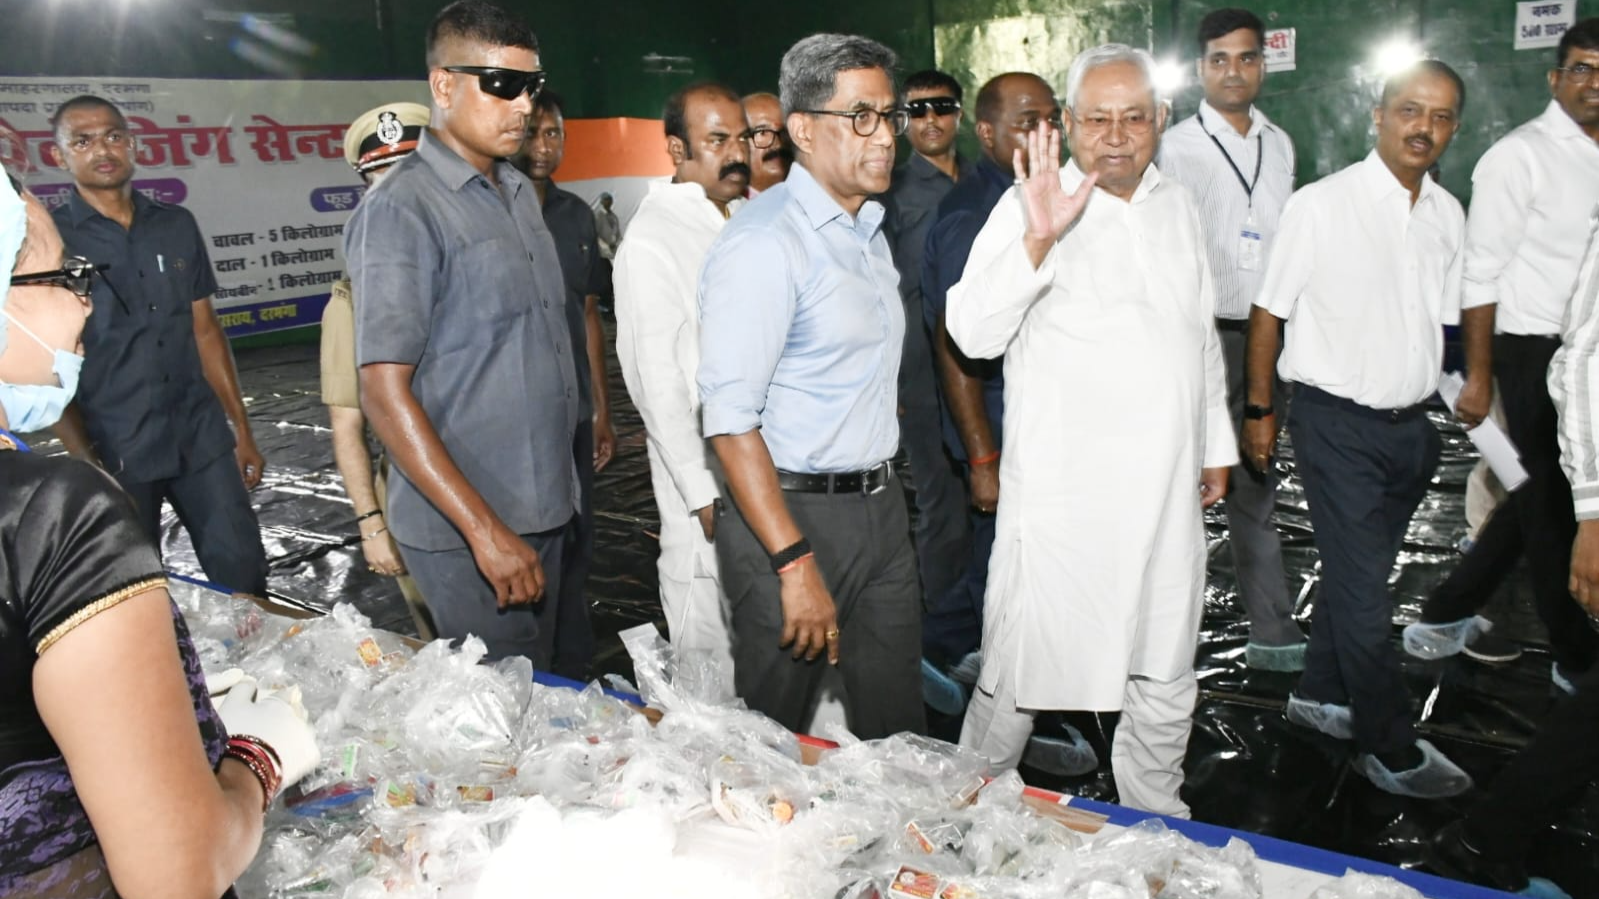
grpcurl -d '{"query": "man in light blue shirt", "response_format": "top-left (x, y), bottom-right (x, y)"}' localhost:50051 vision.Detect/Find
top-left (697, 32), bottom-right (925, 739)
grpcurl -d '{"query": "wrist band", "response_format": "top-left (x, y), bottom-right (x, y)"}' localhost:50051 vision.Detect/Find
top-left (225, 735), bottom-right (284, 811)
top-left (769, 537), bottom-right (812, 574)
top-left (776, 552), bottom-right (814, 575)
top-left (970, 450), bottom-right (1000, 466)
top-left (362, 527), bottom-right (389, 542)
top-left (355, 510), bottom-right (382, 523)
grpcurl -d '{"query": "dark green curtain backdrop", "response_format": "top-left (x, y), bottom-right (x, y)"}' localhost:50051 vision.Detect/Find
top-left (3, 0), bottom-right (1590, 199)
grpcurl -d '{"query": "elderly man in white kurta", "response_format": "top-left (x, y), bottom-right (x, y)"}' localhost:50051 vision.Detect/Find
top-left (615, 83), bottom-right (751, 690)
top-left (946, 44), bottom-right (1235, 817)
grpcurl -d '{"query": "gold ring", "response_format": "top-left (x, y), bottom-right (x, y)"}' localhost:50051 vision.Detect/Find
top-left (825, 629), bottom-right (840, 639)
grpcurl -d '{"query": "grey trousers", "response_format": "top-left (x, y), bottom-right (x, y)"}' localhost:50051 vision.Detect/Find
top-left (900, 293), bottom-right (972, 617)
top-left (717, 476), bottom-right (926, 740)
top-left (397, 524), bottom-right (567, 667)
top-left (1219, 326), bottom-right (1302, 647)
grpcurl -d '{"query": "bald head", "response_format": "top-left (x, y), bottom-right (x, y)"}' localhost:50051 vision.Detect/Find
top-left (973, 72), bottom-right (1061, 174)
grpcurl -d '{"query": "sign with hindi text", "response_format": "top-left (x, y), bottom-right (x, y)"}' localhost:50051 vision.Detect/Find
top-left (0, 77), bottom-right (427, 336)
top-left (1515, 1), bottom-right (1577, 50)
top-left (1264, 28), bottom-right (1297, 73)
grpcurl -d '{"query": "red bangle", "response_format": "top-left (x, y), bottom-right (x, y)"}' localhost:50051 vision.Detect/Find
top-left (225, 735), bottom-right (283, 811)
top-left (776, 552), bottom-right (814, 575)
top-left (970, 450), bottom-right (1000, 466)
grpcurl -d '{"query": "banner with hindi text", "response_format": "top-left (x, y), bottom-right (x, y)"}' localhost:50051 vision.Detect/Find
top-left (0, 77), bottom-right (427, 336)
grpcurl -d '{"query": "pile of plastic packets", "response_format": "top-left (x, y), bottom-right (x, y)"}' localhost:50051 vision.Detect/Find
top-left (171, 583), bottom-right (1430, 899)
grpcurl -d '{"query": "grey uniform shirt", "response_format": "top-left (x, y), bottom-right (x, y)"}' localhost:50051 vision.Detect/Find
top-left (346, 129), bottom-right (579, 551)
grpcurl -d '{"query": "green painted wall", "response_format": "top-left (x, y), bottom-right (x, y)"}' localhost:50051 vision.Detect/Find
top-left (3, 0), bottom-right (1588, 199)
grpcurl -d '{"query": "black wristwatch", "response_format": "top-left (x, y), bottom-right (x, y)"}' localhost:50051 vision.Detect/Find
top-left (1244, 403), bottom-right (1274, 420)
top-left (769, 537), bottom-right (813, 574)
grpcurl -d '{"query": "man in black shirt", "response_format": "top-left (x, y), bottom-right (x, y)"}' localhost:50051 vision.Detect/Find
top-left (509, 89), bottom-right (614, 680)
top-left (48, 94), bottom-right (268, 597)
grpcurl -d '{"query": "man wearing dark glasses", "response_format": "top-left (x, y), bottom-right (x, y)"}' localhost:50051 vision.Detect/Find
top-left (347, 0), bottom-right (579, 667)
top-left (47, 94), bottom-right (270, 599)
top-left (698, 34), bottom-right (925, 740)
top-left (508, 88), bottom-right (615, 681)
top-left (881, 70), bottom-right (974, 718)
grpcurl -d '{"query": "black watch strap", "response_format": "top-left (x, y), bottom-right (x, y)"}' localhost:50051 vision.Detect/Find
top-left (1244, 403), bottom-right (1274, 420)
top-left (769, 537), bottom-right (812, 574)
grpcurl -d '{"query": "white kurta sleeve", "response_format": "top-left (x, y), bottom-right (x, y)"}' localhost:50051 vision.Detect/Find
top-left (1461, 138), bottom-right (1535, 312)
top-left (945, 185), bottom-right (1059, 360)
top-left (1552, 227), bottom-right (1599, 521)
top-left (614, 240), bottom-right (720, 514)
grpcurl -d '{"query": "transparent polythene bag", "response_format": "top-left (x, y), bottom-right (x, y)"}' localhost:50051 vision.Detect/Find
top-left (1308, 870), bottom-right (1425, 899)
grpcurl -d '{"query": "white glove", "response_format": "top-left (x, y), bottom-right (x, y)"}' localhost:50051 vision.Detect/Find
top-left (217, 676), bottom-right (321, 789)
top-left (205, 667), bottom-right (247, 698)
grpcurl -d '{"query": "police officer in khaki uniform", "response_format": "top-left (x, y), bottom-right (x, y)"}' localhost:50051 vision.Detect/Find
top-left (319, 101), bottom-right (435, 638)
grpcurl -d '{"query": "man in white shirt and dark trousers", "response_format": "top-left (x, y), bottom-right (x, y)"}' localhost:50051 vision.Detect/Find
top-left (1158, 8), bottom-right (1304, 671)
top-left (1404, 20), bottom-right (1599, 689)
top-left (1245, 60), bottom-right (1479, 798)
top-left (615, 82), bottom-right (750, 689)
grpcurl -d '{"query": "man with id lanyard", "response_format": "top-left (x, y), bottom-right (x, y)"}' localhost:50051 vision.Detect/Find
top-left (1158, 7), bottom-right (1304, 671)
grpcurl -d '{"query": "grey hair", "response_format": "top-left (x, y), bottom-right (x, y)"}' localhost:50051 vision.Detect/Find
top-left (1063, 43), bottom-right (1157, 110)
top-left (778, 33), bottom-right (898, 118)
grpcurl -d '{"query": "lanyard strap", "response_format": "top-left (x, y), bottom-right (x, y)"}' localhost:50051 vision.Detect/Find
top-left (1198, 115), bottom-right (1265, 206)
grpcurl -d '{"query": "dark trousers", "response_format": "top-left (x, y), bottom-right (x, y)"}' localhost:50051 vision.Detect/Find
top-left (554, 421), bottom-right (596, 680)
top-left (1465, 662), bottom-right (1599, 860)
top-left (1290, 387), bottom-right (1440, 754)
top-left (900, 294), bottom-right (972, 626)
top-left (397, 524), bottom-right (567, 666)
top-left (717, 476), bottom-right (926, 739)
top-left (117, 449), bottom-right (269, 596)
top-left (1424, 335), bottom-right (1597, 673)
top-left (922, 497), bottom-right (994, 665)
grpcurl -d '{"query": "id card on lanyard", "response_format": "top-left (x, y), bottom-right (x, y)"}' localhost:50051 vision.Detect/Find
top-left (1200, 116), bottom-right (1266, 272)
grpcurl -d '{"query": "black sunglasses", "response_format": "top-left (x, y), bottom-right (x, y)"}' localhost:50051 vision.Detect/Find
top-left (442, 65), bottom-right (547, 101)
top-left (904, 97), bottom-right (962, 119)
top-left (9, 256), bottom-right (105, 299)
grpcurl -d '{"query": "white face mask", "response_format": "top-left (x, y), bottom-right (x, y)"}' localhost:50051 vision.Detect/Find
top-left (0, 310), bottom-right (83, 433)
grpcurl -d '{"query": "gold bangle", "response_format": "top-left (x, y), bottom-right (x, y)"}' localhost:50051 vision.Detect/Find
top-left (362, 526), bottom-right (389, 542)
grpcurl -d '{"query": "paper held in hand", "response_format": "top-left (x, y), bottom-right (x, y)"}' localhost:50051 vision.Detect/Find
top-left (1437, 371), bottom-right (1531, 492)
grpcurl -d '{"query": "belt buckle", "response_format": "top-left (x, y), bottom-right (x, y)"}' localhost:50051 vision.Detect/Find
top-left (865, 462), bottom-right (888, 495)
top-left (1389, 408), bottom-right (1402, 422)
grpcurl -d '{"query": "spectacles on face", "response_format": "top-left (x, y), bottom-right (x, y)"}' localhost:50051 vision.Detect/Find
top-left (1071, 110), bottom-right (1155, 137)
top-left (1555, 63), bottom-right (1597, 86)
top-left (65, 129), bottom-right (132, 154)
top-left (9, 256), bottom-right (105, 299)
top-left (441, 66), bottom-right (548, 101)
top-left (904, 97), bottom-right (962, 119)
top-left (798, 107), bottom-right (910, 138)
top-left (747, 126), bottom-right (784, 150)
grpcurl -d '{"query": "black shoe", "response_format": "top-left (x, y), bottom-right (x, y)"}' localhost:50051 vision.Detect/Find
top-left (1462, 631), bottom-right (1523, 663)
top-left (1427, 822), bottom-right (1529, 892)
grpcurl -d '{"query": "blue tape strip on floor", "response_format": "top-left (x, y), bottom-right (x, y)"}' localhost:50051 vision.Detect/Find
top-left (1064, 796), bottom-right (1513, 898)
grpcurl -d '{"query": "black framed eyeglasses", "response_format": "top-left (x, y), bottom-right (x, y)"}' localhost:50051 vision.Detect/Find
top-left (798, 107), bottom-right (909, 138)
top-left (746, 126), bottom-right (784, 150)
top-left (441, 65), bottom-right (548, 101)
top-left (1555, 64), bottom-right (1596, 86)
top-left (903, 97), bottom-right (962, 119)
top-left (9, 256), bottom-right (105, 299)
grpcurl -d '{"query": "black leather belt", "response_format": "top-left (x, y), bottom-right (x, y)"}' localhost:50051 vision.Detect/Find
top-left (1297, 384), bottom-right (1427, 423)
top-left (1214, 317), bottom-right (1250, 333)
top-left (776, 461), bottom-right (892, 494)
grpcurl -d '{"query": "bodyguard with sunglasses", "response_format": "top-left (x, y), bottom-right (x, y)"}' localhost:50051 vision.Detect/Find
top-left (880, 70), bottom-right (974, 718)
top-left (48, 94), bottom-right (271, 598)
top-left (347, 0), bottom-right (579, 667)
top-left (697, 34), bottom-right (925, 739)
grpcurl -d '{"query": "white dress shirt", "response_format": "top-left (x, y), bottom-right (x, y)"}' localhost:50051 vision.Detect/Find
top-left (615, 180), bottom-right (741, 516)
top-left (1158, 101), bottom-right (1296, 320)
top-left (1549, 218), bottom-right (1599, 520)
top-left (1257, 151), bottom-right (1465, 409)
top-left (946, 161), bottom-right (1235, 710)
top-left (1465, 100), bottom-right (1599, 336)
